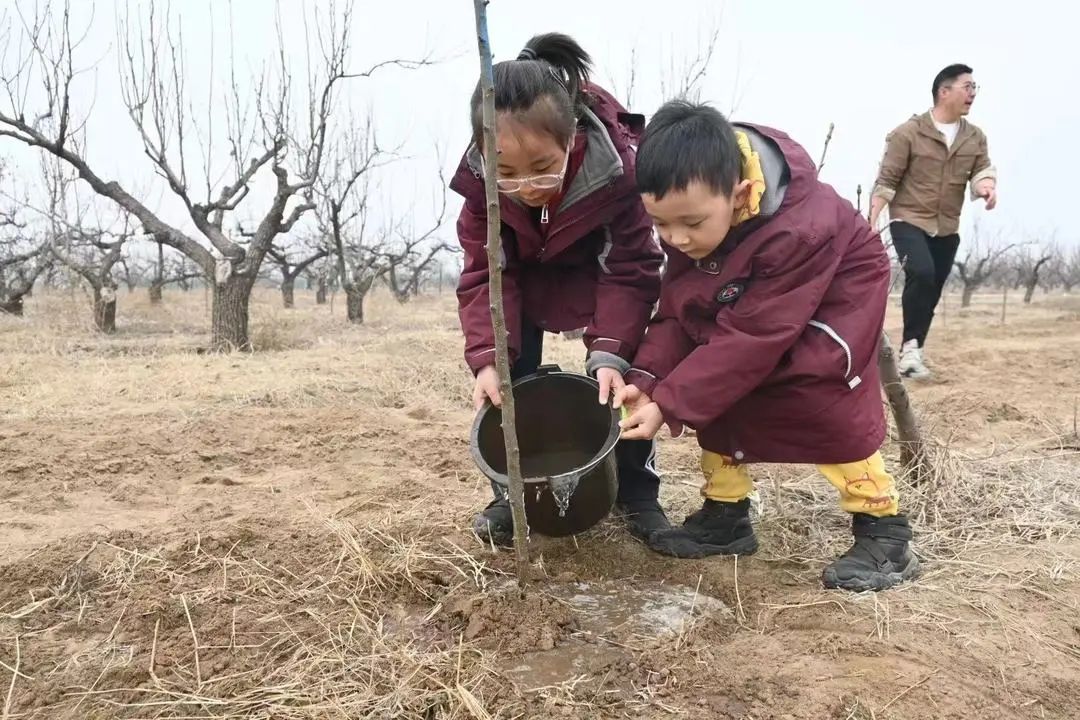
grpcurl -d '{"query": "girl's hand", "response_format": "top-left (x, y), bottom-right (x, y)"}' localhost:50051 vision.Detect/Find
top-left (596, 367), bottom-right (625, 405)
top-left (473, 365), bottom-right (502, 410)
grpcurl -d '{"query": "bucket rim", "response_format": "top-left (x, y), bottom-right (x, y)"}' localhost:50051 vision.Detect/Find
top-left (468, 367), bottom-right (621, 487)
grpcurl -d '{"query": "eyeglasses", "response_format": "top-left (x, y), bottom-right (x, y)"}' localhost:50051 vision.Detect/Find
top-left (952, 82), bottom-right (979, 94)
top-left (484, 140), bottom-right (572, 194)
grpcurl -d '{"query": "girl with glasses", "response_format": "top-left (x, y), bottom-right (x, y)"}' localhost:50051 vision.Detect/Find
top-left (449, 33), bottom-right (671, 548)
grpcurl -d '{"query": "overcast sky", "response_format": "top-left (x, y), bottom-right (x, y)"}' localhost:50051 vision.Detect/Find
top-left (2, 0), bottom-right (1078, 256)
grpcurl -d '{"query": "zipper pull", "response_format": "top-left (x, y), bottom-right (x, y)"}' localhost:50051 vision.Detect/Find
top-left (540, 204), bottom-right (549, 225)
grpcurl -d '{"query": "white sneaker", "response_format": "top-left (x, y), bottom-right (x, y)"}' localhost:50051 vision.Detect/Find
top-left (897, 339), bottom-right (931, 379)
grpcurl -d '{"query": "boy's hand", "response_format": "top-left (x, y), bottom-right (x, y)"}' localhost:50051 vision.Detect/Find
top-left (595, 367), bottom-right (625, 405)
top-left (619, 401), bottom-right (664, 440)
top-left (612, 383), bottom-right (648, 411)
top-left (614, 383), bottom-right (662, 439)
top-left (473, 365), bottom-right (502, 410)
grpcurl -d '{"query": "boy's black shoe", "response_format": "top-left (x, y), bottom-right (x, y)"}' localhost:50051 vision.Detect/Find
top-left (647, 499), bottom-right (759, 558)
top-left (472, 496), bottom-right (513, 547)
top-left (616, 499), bottom-right (671, 541)
top-left (821, 513), bottom-right (920, 592)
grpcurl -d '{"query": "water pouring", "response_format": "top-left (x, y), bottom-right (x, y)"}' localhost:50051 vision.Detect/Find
top-left (470, 365), bottom-right (621, 537)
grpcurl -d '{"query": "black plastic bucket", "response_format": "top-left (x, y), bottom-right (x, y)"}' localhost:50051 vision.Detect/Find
top-left (469, 365), bottom-right (620, 537)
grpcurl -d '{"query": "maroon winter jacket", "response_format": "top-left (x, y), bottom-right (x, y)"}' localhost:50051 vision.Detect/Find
top-left (449, 85), bottom-right (663, 374)
top-left (625, 123), bottom-right (890, 464)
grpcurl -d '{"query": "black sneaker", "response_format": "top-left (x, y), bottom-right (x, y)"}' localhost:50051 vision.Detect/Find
top-left (821, 513), bottom-right (920, 592)
top-left (647, 499), bottom-right (759, 558)
top-left (472, 496), bottom-right (513, 547)
top-left (616, 499), bottom-right (671, 541)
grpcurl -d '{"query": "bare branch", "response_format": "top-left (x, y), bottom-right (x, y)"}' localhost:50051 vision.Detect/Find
top-left (2, 1), bottom-right (214, 274)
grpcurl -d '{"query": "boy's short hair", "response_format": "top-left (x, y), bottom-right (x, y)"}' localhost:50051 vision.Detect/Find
top-left (636, 99), bottom-right (742, 200)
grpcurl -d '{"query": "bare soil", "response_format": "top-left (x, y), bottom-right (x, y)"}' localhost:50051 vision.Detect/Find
top-left (1, 288), bottom-right (1078, 719)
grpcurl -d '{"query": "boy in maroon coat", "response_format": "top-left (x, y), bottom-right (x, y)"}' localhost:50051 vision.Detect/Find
top-left (616, 100), bottom-right (919, 592)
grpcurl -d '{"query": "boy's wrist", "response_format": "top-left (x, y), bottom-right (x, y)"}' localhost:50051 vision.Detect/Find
top-left (624, 368), bottom-right (659, 396)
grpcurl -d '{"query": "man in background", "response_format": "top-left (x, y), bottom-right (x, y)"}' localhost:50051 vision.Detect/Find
top-left (870, 63), bottom-right (997, 379)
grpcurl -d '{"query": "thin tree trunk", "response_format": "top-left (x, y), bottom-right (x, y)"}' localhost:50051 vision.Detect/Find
top-left (1023, 281), bottom-right (1037, 304)
top-left (151, 241), bottom-right (164, 304)
top-left (93, 285), bottom-right (118, 333)
top-left (473, 0), bottom-right (530, 586)
top-left (961, 284), bottom-right (975, 308)
top-left (211, 275), bottom-right (252, 350)
top-left (878, 332), bottom-right (927, 479)
top-left (316, 275), bottom-right (328, 305)
top-left (281, 277), bottom-right (296, 309)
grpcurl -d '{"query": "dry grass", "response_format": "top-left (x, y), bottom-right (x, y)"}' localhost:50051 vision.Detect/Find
top-left (1, 506), bottom-right (515, 718)
top-left (0, 287), bottom-right (474, 422)
top-left (2, 286), bottom-right (1079, 719)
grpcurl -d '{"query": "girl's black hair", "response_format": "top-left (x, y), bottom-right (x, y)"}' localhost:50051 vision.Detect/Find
top-left (470, 32), bottom-right (592, 148)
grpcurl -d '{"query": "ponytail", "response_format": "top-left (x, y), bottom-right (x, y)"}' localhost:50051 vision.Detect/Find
top-left (469, 32), bottom-right (593, 148)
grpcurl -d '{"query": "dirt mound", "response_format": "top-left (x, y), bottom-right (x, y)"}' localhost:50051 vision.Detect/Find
top-left (448, 584), bottom-right (578, 653)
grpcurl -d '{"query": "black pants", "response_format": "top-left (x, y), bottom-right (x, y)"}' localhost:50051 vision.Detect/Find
top-left (890, 221), bottom-right (961, 347)
top-left (490, 321), bottom-right (661, 506)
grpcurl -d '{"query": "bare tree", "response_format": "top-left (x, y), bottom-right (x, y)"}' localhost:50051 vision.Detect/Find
top-left (953, 224), bottom-right (1018, 308)
top-left (39, 162), bottom-right (137, 332)
top-left (306, 258), bottom-right (335, 305)
top-left (9, 156), bottom-right (136, 330)
top-left (50, 229), bottom-right (127, 331)
top-left (381, 182), bottom-right (451, 304)
top-left (0, 161), bottom-right (48, 314)
top-left (0, 0), bottom-right (431, 349)
top-left (1054, 245), bottom-right (1080, 294)
top-left (0, 241), bottom-right (51, 316)
top-left (659, 24), bottom-right (721, 102)
top-left (116, 255), bottom-right (148, 293)
top-left (609, 47), bottom-right (638, 108)
top-left (1013, 242), bottom-right (1057, 304)
top-left (315, 119), bottom-right (396, 324)
top-left (265, 238), bottom-right (329, 308)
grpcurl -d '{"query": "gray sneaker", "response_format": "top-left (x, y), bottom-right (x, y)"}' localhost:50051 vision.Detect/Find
top-left (897, 339), bottom-right (930, 379)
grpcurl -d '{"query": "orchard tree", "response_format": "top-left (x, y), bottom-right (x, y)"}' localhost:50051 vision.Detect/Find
top-left (0, 0), bottom-right (432, 349)
top-left (953, 224), bottom-right (1018, 308)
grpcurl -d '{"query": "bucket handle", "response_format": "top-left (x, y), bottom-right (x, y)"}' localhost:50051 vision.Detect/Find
top-left (535, 364), bottom-right (562, 376)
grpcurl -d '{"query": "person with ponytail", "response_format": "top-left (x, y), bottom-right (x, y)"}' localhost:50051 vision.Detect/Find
top-left (450, 33), bottom-right (670, 548)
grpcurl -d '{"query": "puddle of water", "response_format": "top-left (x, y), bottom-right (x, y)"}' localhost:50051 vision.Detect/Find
top-left (504, 580), bottom-right (730, 689)
top-left (505, 642), bottom-right (622, 690)
top-left (548, 580), bottom-right (731, 637)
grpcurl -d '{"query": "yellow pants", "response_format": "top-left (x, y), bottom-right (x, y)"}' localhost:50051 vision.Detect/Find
top-left (700, 451), bottom-right (899, 517)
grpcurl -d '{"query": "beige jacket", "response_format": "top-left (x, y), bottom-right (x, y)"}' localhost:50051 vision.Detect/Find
top-left (872, 111), bottom-right (996, 236)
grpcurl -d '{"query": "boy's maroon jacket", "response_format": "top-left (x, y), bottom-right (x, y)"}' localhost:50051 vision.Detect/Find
top-left (625, 123), bottom-right (890, 464)
top-left (449, 85), bottom-right (663, 374)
